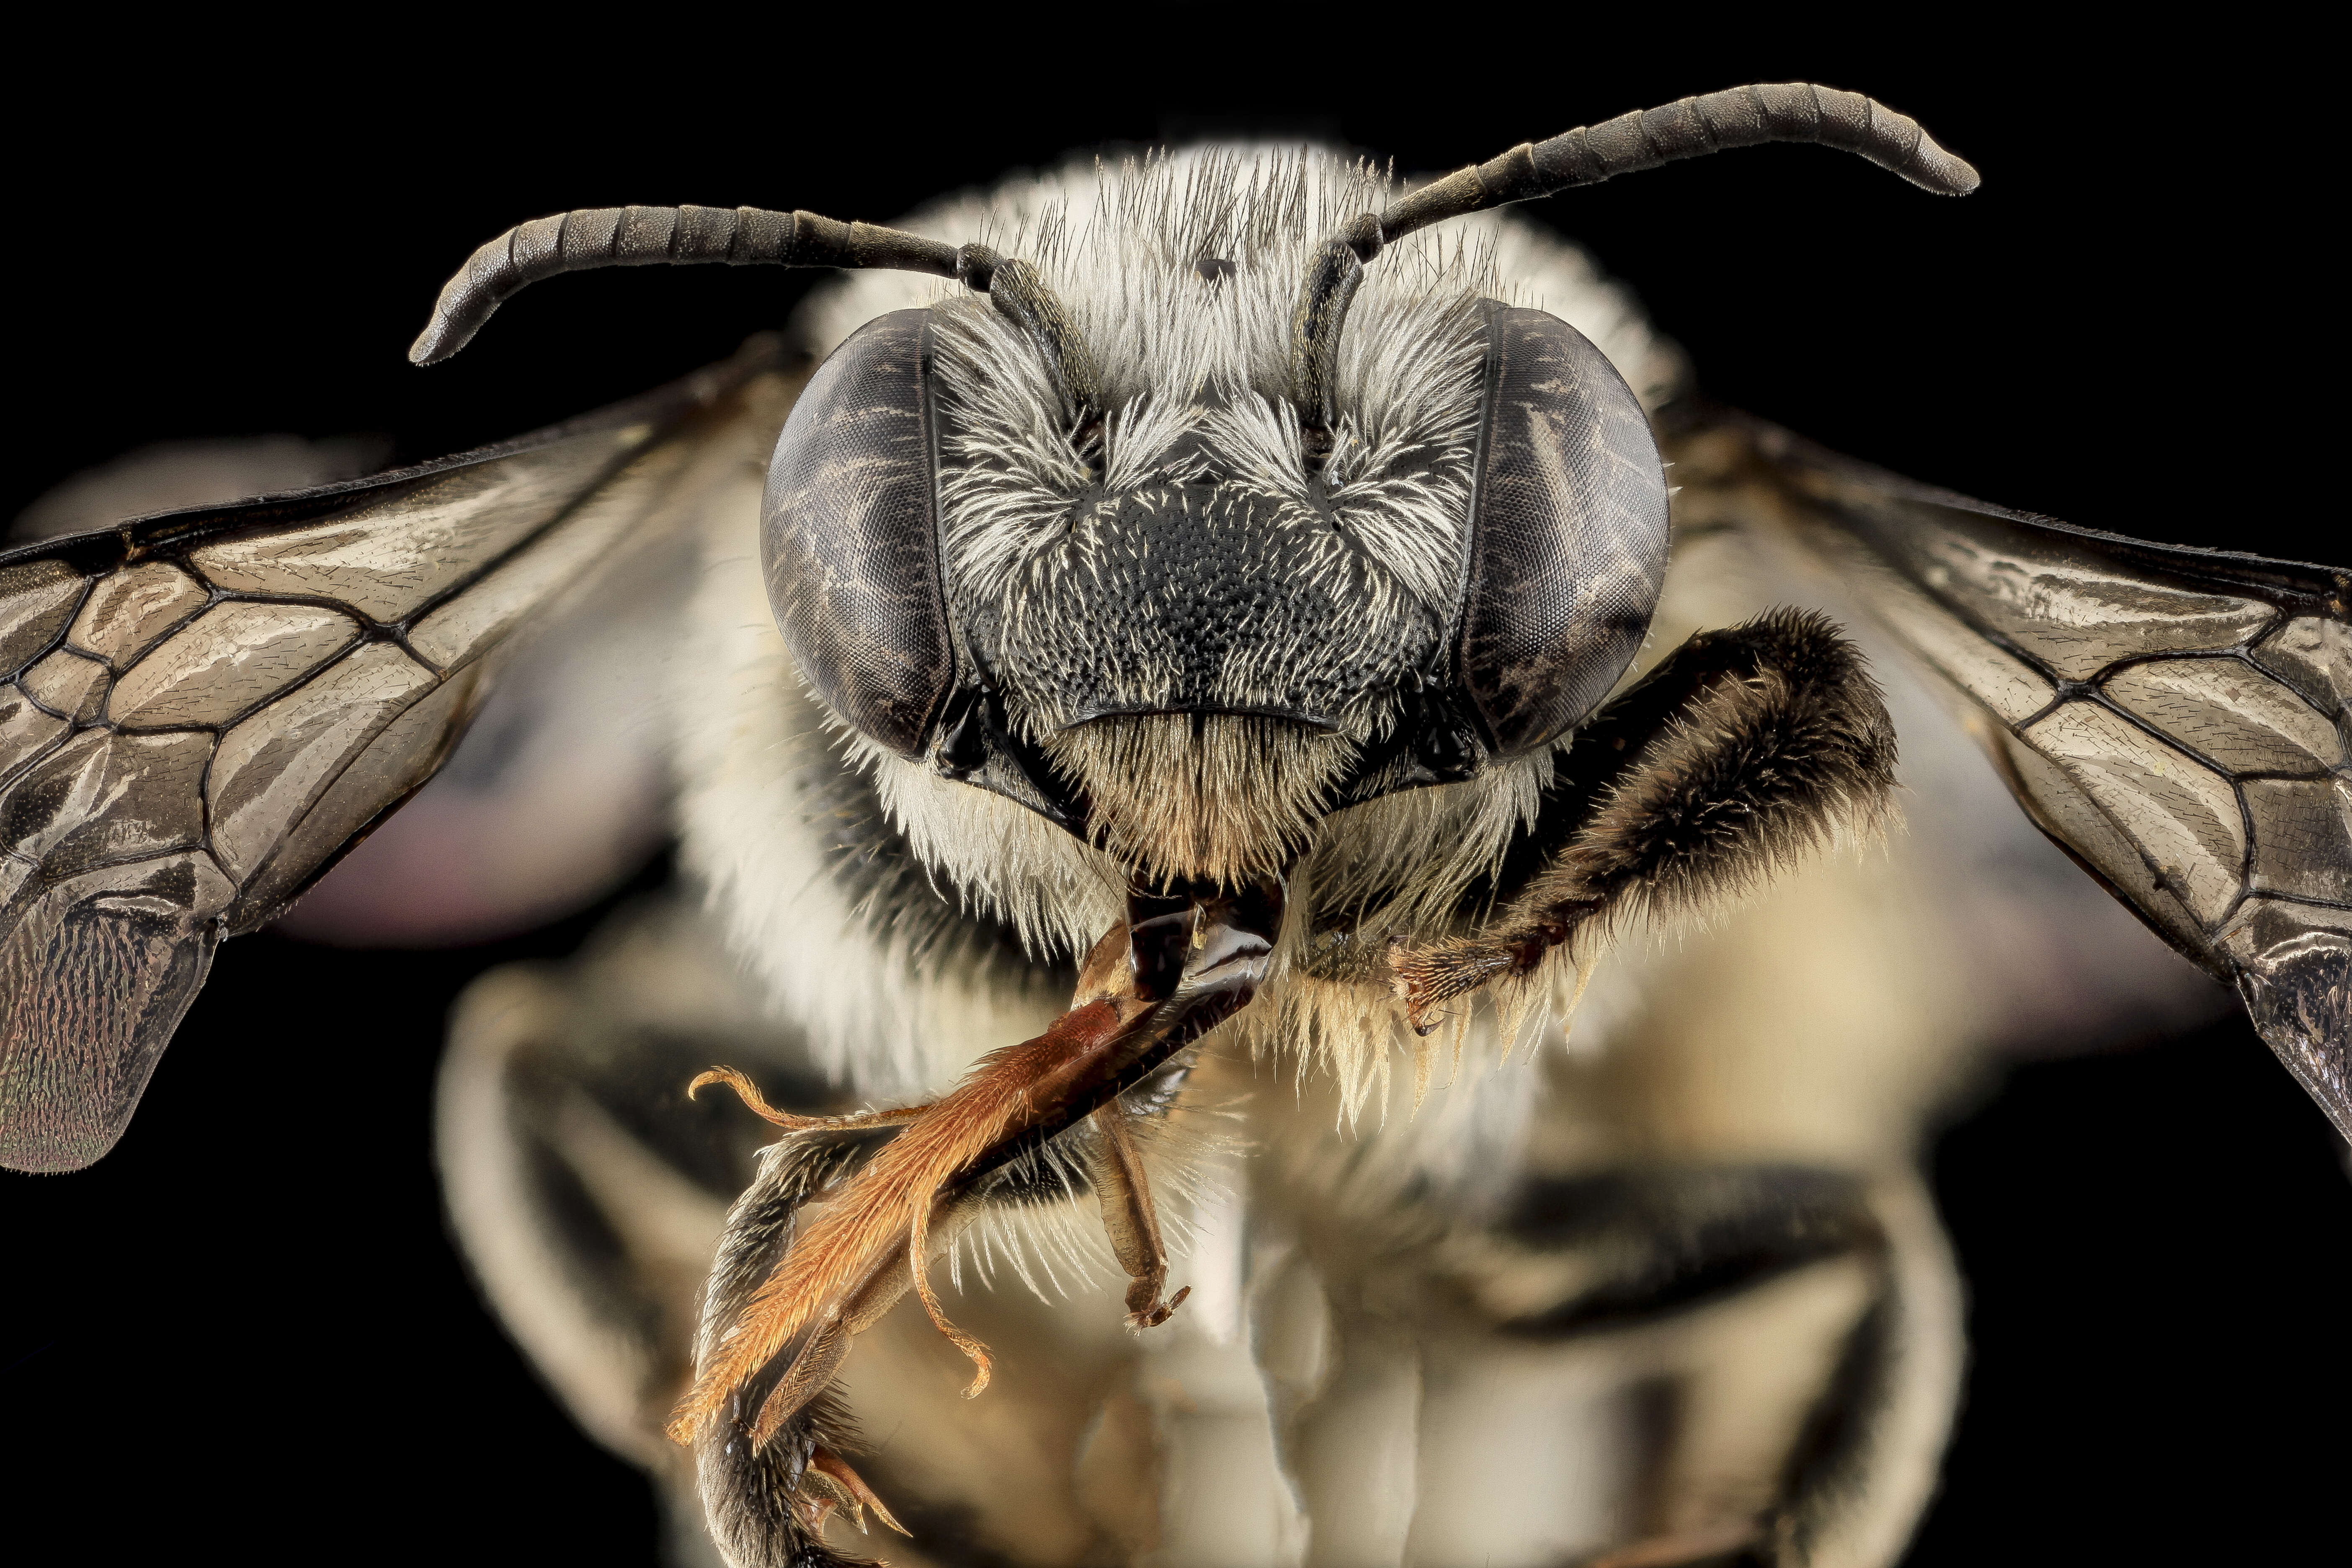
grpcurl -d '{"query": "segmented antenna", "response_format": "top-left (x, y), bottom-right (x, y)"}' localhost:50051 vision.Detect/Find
top-left (413, 87), bottom-right (1970, 445)
top-left (1292, 84), bottom-right (1981, 450)
top-left (408, 205), bottom-right (1100, 413)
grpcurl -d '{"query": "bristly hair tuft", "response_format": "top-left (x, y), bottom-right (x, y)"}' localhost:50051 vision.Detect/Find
top-left (1042, 713), bottom-right (1357, 888)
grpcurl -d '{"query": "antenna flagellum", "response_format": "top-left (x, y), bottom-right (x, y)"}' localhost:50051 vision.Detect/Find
top-left (1286, 83), bottom-right (1981, 444)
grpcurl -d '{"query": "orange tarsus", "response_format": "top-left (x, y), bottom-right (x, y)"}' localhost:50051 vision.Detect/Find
top-left (666, 1001), bottom-right (1133, 1446)
top-left (688, 1066), bottom-right (815, 1126)
top-left (688, 1067), bottom-right (925, 1132)
top-left (908, 1194), bottom-right (992, 1398)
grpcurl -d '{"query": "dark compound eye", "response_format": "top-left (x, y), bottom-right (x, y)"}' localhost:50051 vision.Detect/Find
top-left (763, 303), bottom-right (1666, 776)
top-left (1452, 306), bottom-right (1670, 757)
top-left (760, 309), bottom-right (953, 758)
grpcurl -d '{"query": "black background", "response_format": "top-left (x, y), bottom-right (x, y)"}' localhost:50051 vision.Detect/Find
top-left (5, 17), bottom-right (2343, 1565)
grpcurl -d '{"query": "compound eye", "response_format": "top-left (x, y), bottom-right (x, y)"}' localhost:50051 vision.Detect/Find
top-left (761, 308), bottom-right (952, 758)
top-left (1455, 306), bottom-right (1670, 756)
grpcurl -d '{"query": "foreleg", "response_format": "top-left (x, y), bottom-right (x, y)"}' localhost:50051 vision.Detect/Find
top-left (1393, 609), bottom-right (1897, 1032)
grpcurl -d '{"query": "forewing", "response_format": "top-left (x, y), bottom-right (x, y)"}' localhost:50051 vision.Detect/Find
top-left (1669, 408), bottom-right (2352, 1137)
top-left (0, 338), bottom-right (796, 1171)
top-left (268, 512), bottom-right (707, 949)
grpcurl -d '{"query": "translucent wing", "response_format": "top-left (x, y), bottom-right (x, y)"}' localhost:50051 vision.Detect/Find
top-left (0, 338), bottom-right (795, 1171)
top-left (1669, 408), bottom-right (2352, 1139)
top-left (269, 511), bottom-right (706, 949)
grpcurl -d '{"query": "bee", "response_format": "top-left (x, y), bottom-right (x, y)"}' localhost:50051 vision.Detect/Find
top-left (3, 83), bottom-right (2344, 1568)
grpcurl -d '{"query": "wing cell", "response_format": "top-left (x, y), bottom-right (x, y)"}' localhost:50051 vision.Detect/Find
top-left (1671, 409), bottom-right (2352, 1137)
top-left (2254, 615), bottom-right (2352, 717)
top-left (1, 689), bottom-right (69, 784)
top-left (221, 668), bottom-right (487, 927)
top-left (107, 602), bottom-right (363, 728)
top-left (180, 431), bottom-right (659, 620)
top-left (205, 643), bottom-right (442, 883)
top-left (19, 650), bottom-right (109, 723)
top-left (2102, 660), bottom-right (2344, 774)
top-left (67, 561), bottom-right (210, 665)
top-left (1, 338), bottom-right (795, 1172)
top-left (5, 729), bottom-right (215, 878)
top-left (2244, 779), bottom-right (2352, 904)
top-left (0, 560), bottom-right (85, 672)
top-left (1827, 490), bottom-right (2282, 679)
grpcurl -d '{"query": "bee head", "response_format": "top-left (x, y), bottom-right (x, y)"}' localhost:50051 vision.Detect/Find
top-left (410, 90), bottom-right (1972, 890)
top-left (759, 173), bottom-right (1667, 887)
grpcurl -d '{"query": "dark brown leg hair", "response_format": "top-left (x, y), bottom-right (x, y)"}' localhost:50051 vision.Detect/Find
top-left (1393, 609), bottom-right (1897, 1032)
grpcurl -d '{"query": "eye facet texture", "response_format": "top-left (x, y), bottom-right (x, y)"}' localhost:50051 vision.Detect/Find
top-left (761, 309), bottom-right (952, 759)
top-left (1458, 307), bottom-right (1670, 757)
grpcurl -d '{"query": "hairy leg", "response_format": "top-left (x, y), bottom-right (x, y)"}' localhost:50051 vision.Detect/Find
top-left (681, 880), bottom-right (1283, 1565)
top-left (1393, 610), bottom-right (1897, 1032)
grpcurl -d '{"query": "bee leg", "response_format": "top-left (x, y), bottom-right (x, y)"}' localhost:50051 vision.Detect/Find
top-left (805, 1446), bottom-right (907, 1537)
top-left (1391, 609), bottom-right (1897, 1032)
top-left (738, 1184), bottom-right (1001, 1452)
top-left (676, 879), bottom-right (1286, 1557)
top-left (782, 1436), bottom-right (909, 1541)
top-left (697, 1382), bottom-right (899, 1568)
top-left (686, 1125), bottom-right (926, 1567)
top-left (687, 1065), bottom-right (930, 1133)
top-left (1084, 1094), bottom-right (1191, 1329)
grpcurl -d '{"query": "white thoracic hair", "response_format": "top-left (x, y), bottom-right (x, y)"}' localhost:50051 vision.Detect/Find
top-left (671, 145), bottom-right (1687, 1101)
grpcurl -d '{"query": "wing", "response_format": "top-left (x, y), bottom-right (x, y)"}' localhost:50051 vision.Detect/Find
top-left (266, 507), bottom-right (707, 949)
top-left (0, 337), bottom-right (797, 1172)
top-left (1667, 407), bottom-right (2352, 1140)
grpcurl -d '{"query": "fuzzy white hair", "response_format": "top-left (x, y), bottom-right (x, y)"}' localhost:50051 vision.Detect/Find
top-left (676, 144), bottom-right (1682, 1113)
